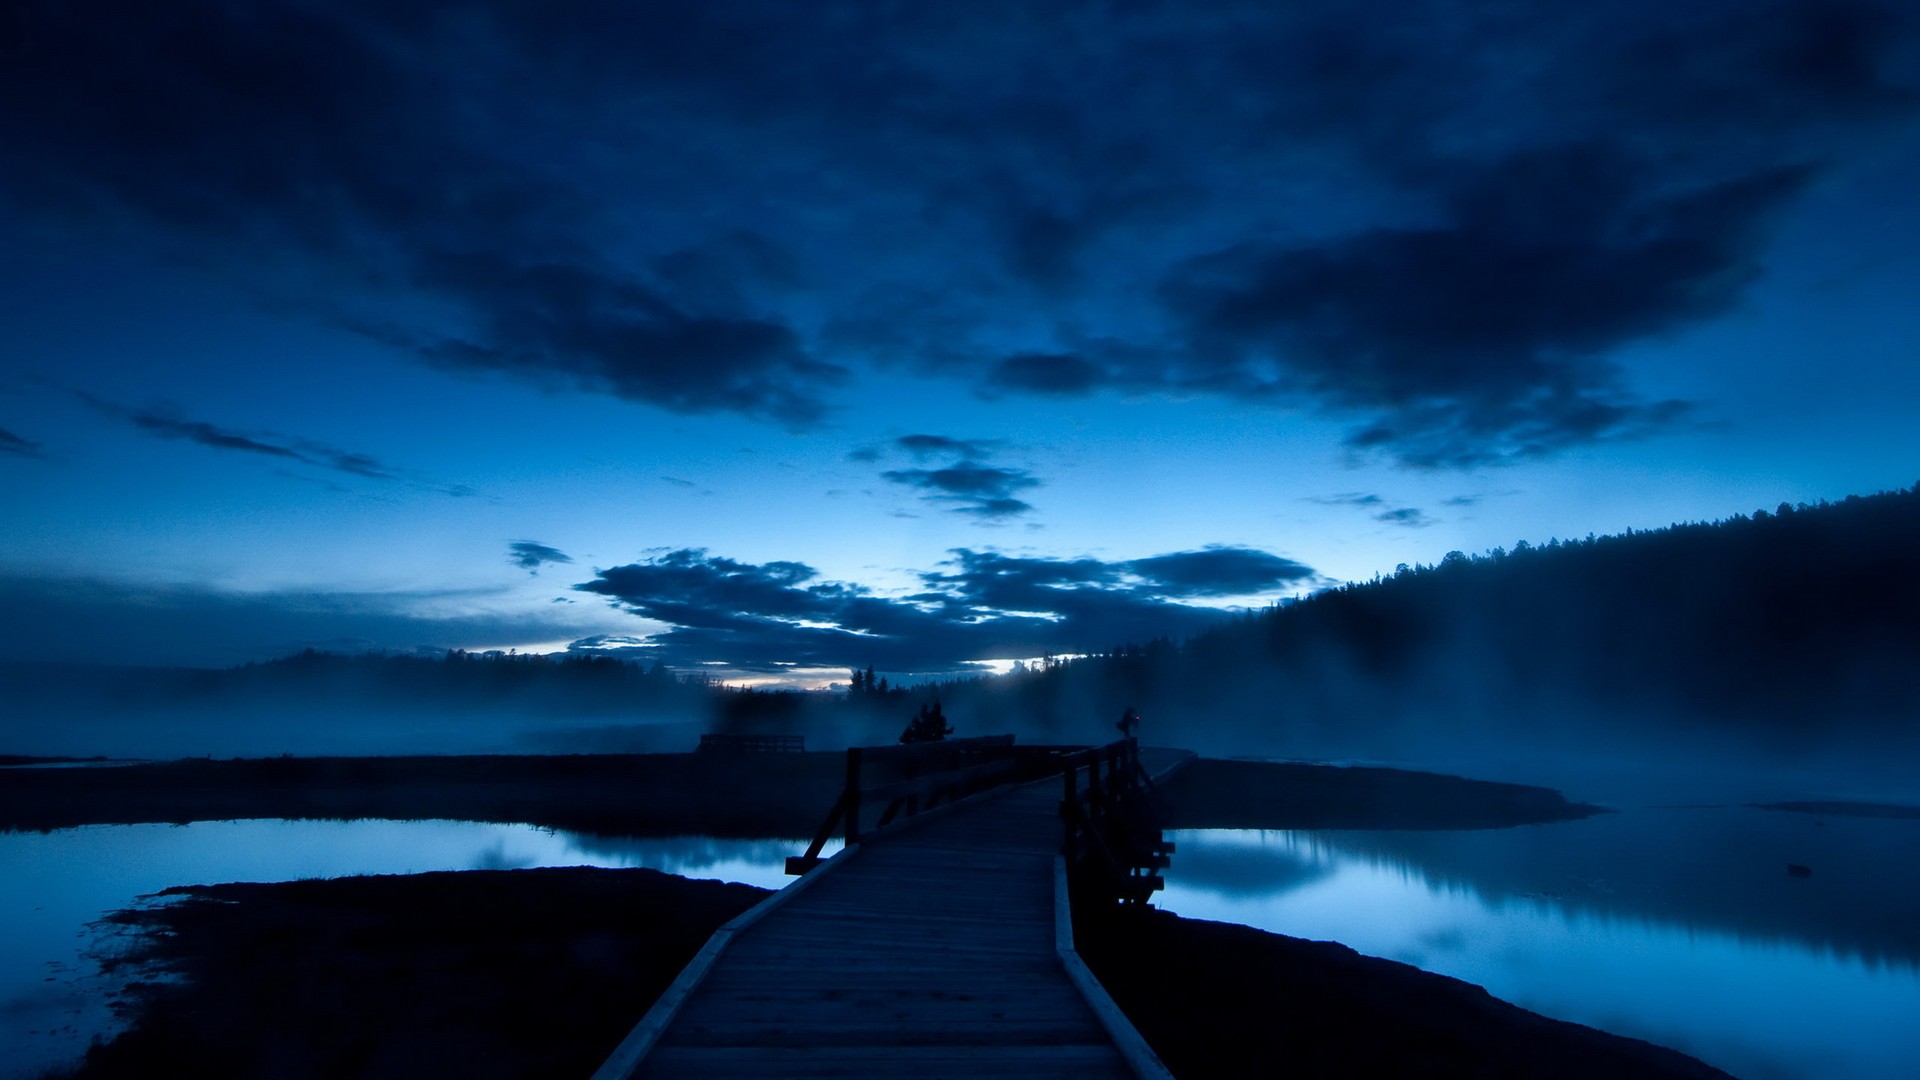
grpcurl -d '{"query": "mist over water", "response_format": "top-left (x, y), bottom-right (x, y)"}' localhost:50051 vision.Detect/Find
top-left (0, 701), bottom-right (709, 760)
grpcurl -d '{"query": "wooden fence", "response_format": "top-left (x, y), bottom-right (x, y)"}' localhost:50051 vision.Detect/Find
top-left (784, 734), bottom-right (1038, 874)
top-left (1059, 738), bottom-right (1173, 905)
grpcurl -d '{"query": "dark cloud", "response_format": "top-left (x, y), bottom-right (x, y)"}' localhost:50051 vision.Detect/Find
top-left (894, 435), bottom-right (998, 461)
top-left (3, 1), bottom-right (1911, 456)
top-left (1439, 491), bottom-right (1522, 509)
top-left (565, 634), bottom-right (646, 648)
top-left (1162, 146), bottom-right (1806, 466)
top-left (508, 541), bottom-right (573, 573)
top-left (82, 396), bottom-right (470, 495)
top-left (575, 543), bottom-right (1316, 674)
top-left (656, 475), bottom-right (720, 497)
top-left (864, 434), bottom-right (1043, 520)
top-left (1, 425), bottom-right (46, 459)
top-left (1310, 492), bottom-right (1436, 528)
top-left (1125, 547), bottom-right (1318, 597)
top-left (881, 464), bottom-right (1041, 520)
top-left (578, 550), bottom-right (828, 634)
top-left (399, 253), bottom-right (841, 427)
top-left (3, 2), bottom-right (839, 426)
top-left (125, 410), bottom-right (302, 461)
top-left (1310, 493), bottom-right (1388, 509)
top-left (984, 353), bottom-right (1107, 397)
top-left (1374, 508), bottom-right (1434, 529)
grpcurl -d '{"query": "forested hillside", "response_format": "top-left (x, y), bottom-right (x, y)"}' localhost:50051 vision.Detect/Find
top-left (928, 484), bottom-right (1920, 761)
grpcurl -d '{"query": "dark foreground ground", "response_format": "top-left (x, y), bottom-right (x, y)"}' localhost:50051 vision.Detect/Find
top-left (58, 866), bottom-right (1729, 1080)
top-left (67, 868), bottom-right (764, 1080)
top-left (0, 749), bottom-right (1600, 834)
top-left (1075, 904), bottom-right (1733, 1080)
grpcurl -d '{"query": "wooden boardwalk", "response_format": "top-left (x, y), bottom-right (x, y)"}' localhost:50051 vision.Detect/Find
top-left (596, 748), bottom-right (1193, 1080)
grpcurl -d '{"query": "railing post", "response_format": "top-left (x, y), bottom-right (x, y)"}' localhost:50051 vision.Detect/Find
top-left (1062, 755), bottom-right (1079, 863)
top-left (845, 746), bottom-right (864, 846)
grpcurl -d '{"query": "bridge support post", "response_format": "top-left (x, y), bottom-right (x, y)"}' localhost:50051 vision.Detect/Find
top-left (844, 746), bottom-right (863, 845)
top-left (1062, 760), bottom-right (1079, 864)
top-left (1061, 736), bottom-right (1172, 907)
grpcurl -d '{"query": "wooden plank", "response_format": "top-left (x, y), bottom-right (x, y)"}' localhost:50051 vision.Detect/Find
top-left (677, 988), bottom-right (1098, 1009)
top-left (641, 1042), bottom-right (1131, 1080)
top-left (1052, 855), bottom-right (1177, 1080)
top-left (591, 826), bottom-right (873, 1080)
top-left (607, 748), bottom-right (1196, 1080)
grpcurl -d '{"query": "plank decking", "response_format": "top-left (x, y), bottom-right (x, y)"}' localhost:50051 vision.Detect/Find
top-left (597, 748), bottom-right (1192, 1080)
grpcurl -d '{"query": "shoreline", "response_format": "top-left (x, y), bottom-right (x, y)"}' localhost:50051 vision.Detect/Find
top-left (13, 751), bottom-right (1679, 1077)
top-left (0, 751), bottom-right (1601, 835)
top-left (55, 865), bottom-right (1731, 1079)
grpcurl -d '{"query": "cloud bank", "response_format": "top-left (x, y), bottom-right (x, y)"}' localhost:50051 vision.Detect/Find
top-left (575, 544), bottom-right (1317, 674)
top-left (3, 1), bottom-right (1912, 465)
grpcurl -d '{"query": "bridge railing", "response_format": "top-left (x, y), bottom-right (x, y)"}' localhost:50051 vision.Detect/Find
top-left (785, 734), bottom-right (1039, 874)
top-left (1060, 737), bottom-right (1173, 905)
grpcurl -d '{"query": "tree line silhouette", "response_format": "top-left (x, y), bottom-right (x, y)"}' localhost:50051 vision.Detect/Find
top-left (918, 483), bottom-right (1920, 758)
top-left (12, 483), bottom-right (1914, 761)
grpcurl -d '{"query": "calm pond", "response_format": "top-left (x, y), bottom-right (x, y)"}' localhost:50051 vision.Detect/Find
top-left (0, 821), bottom-right (834, 1080)
top-left (1160, 807), bottom-right (1920, 1080)
top-left (7, 803), bottom-right (1918, 1079)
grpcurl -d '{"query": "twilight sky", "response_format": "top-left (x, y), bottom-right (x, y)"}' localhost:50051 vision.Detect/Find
top-left (2, 1), bottom-right (1916, 684)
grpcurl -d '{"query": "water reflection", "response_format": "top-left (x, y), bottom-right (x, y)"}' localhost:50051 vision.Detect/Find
top-left (1160, 823), bottom-right (1920, 1080)
top-left (0, 819), bottom-right (829, 1080)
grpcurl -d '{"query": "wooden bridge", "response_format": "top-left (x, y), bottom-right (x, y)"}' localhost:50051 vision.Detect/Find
top-left (594, 737), bottom-right (1193, 1079)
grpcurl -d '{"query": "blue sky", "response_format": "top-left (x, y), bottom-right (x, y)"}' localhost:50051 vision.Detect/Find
top-left (2, 1), bottom-right (1916, 683)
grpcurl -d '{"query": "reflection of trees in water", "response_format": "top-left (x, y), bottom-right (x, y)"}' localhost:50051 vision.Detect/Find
top-left (561, 833), bottom-right (805, 873)
top-left (1278, 809), bottom-right (1920, 969)
top-left (1163, 831), bottom-right (1335, 898)
top-left (469, 838), bottom-right (538, 872)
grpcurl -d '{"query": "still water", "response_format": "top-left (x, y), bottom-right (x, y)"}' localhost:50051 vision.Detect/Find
top-left (9, 810), bottom-right (1918, 1080)
top-left (0, 820), bottom-right (828, 1079)
top-left (1160, 810), bottom-right (1920, 1080)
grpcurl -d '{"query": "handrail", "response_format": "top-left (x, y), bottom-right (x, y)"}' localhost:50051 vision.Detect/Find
top-left (784, 733), bottom-right (1031, 874)
top-left (783, 734), bottom-right (1173, 889)
top-left (1059, 736), bottom-right (1171, 905)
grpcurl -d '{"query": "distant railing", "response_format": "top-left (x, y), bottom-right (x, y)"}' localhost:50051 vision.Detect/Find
top-left (1060, 737), bottom-right (1172, 905)
top-left (697, 733), bottom-right (805, 754)
top-left (782, 733), bottom-right (1176, 901)
top-left (784, 734), bottom-right (1028, 874)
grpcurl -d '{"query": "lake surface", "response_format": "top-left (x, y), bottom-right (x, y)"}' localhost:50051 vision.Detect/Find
top-left (0, 820), bottom-right (829, 1080)
top-left (1160, 809), bottom-right (1920, 1080)
top-left (9, 803), bottom-right (1918, 1079)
